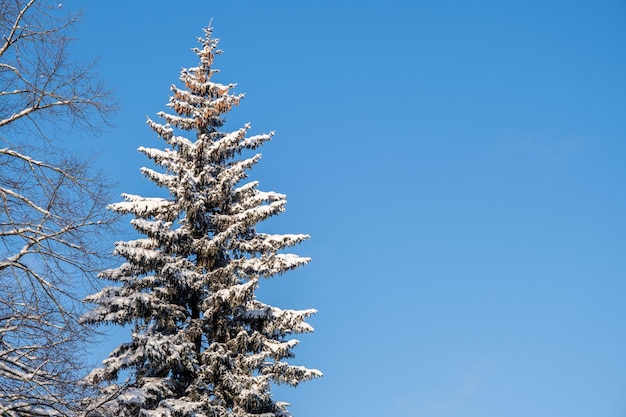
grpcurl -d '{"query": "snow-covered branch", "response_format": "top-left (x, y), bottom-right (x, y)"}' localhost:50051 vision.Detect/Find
top-left (0, 1), bottom-right (116, 416)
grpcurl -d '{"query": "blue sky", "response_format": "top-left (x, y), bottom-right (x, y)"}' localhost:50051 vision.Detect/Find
top-left (71, 1), bottom-right (626, 416)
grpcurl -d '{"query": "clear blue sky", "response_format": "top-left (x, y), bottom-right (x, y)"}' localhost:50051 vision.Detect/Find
top-left (71, 1), bottom-right (626, 416)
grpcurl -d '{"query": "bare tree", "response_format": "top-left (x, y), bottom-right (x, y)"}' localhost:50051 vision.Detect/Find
top-left (0, 1), bottom-right (115, 415)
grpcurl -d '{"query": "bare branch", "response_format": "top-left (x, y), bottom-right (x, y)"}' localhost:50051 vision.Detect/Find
top-left (0, 99), bottom-right (74, 128)
top-left (0, 1), bottom-right (117, 416)
top-left (0, 0), bottom-right (37, 58)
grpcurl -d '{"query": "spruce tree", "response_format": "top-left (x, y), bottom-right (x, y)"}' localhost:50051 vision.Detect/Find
top-left (83, 27), bottom-right (320, 417)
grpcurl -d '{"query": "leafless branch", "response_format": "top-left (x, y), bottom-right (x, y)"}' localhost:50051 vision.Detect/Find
top-left (0, 1), bottom-right (117, 416)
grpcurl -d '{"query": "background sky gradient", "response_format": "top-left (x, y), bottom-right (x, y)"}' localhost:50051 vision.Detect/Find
top-left (70, 1), bottom-right (626, 416)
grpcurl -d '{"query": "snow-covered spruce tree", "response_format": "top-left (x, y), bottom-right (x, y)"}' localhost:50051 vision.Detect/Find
top-left (83, 27), bottom-right (320, 417)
